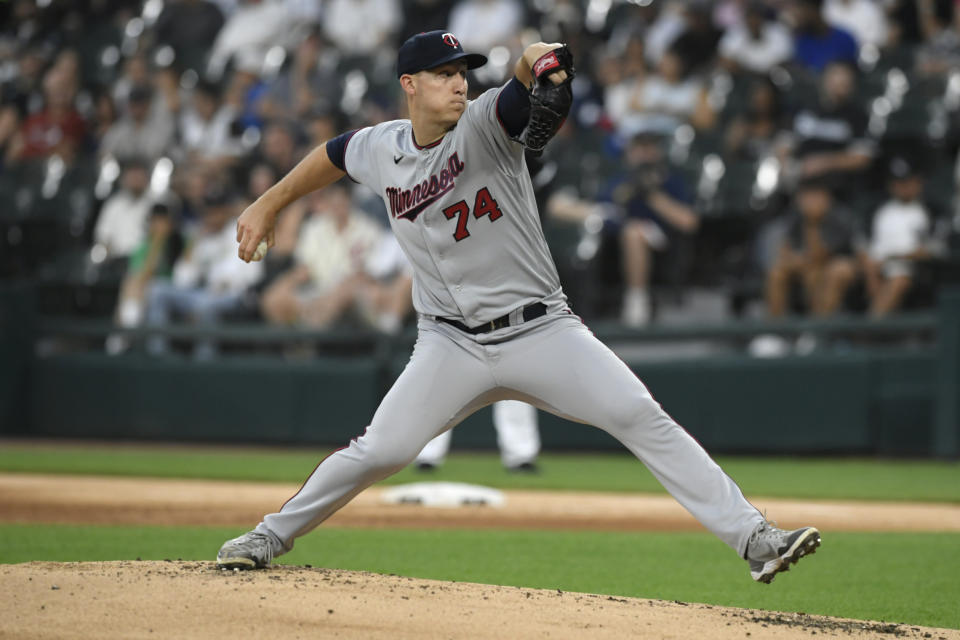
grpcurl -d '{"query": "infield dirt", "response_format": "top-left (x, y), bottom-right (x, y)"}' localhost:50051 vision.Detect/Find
top-left (2, 473), bottom-right (959, 531)
top-left (1, 561), bottom-right (958, 640)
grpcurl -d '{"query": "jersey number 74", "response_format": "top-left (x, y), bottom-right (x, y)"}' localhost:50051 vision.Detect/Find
top-left (442, 187), bottom-right (503, 241)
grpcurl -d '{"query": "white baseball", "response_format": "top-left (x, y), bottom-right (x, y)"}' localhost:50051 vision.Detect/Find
top-left (252, 239), bottom-right (268, 262)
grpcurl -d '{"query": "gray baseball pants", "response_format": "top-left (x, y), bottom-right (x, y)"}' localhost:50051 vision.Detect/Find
top-left (415, 400), bottom-right (540, 468)
top-left (258, 314), bottom-right (764, 556)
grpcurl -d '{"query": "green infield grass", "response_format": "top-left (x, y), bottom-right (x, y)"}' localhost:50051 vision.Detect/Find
top-left (1, 441), bottom-right (959, 502)
top-left (0, 523), bottom-right (957, 630)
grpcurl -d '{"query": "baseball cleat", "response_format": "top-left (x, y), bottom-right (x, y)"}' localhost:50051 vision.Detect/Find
top-left (746, 524), bottom-right (820, 584)
top-left (216, 531), bottom-right (275, 570)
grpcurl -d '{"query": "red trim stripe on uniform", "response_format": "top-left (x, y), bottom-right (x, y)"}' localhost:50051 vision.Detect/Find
top-left (411, 129), bottom-right (445, 149)
top-left (278, 426), bottom-right (370, 512)
top-left (581, 319), bottom-right (765, 532)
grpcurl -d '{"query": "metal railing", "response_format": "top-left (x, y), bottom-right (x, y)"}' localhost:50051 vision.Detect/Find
top-left (35, 310), bottom-right (940, 358)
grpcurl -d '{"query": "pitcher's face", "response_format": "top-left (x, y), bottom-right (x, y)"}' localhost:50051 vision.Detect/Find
top-left (407, 61), bottom-right (468, 130)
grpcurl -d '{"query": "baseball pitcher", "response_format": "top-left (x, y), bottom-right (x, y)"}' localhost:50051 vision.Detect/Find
top-left (219, 31), bottom-right (821, 584)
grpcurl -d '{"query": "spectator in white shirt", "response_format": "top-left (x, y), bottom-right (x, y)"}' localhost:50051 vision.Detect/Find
top-left (93, 158), bottom-right (154, 261)
top-left (859, 159), bottom-right (931, 316)
top-left (718, 1), bottom-right (793, 74)
top-left (618, 47), bottom-right (715, 138)
top-left (719, 2), bottom-right (793, 73)
top-left (447, 0), bottom-right (522, 53)
top-left (602, 36), bottom-right (649, 135)
top-left (179, 80), bottom-right (242, 170)
top-left (642, 1), bottom-right (688, 66)
top-left (824, 0), bottom-right (889, 50)
top-left (322, 0), bottom-right (402, 59)
top-left (206, 0), bottom-right (299, 80)
top-left (145, 181), bottom-right (263, 358)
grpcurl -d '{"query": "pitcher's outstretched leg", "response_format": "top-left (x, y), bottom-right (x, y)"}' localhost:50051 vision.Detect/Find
top-left (496, 318), bottom-right (821, 582)
top-left (217, 324), bottom-right (497, 568)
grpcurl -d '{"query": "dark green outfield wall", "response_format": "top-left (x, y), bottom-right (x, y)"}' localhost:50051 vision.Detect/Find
top-left (2, 284), bottom-right (958, 457)
top-left (0, 282), bottom-right (34, 434)
top-left (26, 354), bottom-right (381, 443)
top-left (14, 347), bottom-right (940, 456)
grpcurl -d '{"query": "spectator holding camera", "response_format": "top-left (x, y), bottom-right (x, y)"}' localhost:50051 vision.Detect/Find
top-left (549, 132), bottom-right (698, 326)
top-left (858, 158), bottom-right (932, 317)
top-left (764, 179), bottom-right (857, 318)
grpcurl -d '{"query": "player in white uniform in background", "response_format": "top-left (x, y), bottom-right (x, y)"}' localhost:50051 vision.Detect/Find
top-left (219, 31), bottom-right (821, 584)
top-left (415, 400), bottom-right (540, 472)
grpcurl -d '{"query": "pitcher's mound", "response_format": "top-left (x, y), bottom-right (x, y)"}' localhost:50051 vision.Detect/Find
top-left (0, 561), bottom-right (955, 640)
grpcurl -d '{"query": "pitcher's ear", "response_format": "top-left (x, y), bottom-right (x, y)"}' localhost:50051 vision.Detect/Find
top-left (400, 74), bottom-right (416, 97)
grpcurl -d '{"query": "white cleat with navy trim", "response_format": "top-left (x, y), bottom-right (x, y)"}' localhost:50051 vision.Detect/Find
top-left (746, 523), bottom-right (821, 584)
top-left (216, 531), bottom-right (276, 570)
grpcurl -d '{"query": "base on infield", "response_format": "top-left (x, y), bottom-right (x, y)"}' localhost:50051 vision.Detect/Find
top-left (380, 482), bottom-right (505, 508)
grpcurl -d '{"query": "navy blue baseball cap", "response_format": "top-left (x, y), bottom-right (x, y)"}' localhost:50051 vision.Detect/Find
top-left (396, 31), bottom-right (487, 78)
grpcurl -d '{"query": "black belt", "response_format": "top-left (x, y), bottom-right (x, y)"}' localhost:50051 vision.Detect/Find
top-left (437, 302), bottom-right (547, 335)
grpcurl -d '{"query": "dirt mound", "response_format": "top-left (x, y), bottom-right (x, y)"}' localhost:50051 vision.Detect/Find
top-left (1, 561), bottom-right (956, 640)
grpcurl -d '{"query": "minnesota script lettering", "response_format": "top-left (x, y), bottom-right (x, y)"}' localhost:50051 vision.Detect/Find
top-left (386, 152), bottom-right (465, 221)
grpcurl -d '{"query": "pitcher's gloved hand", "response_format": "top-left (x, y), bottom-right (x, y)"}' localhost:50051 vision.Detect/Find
top-left (517, 46), bottom-right (576, 156)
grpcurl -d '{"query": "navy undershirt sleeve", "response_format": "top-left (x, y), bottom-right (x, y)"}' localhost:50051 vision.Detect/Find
top-left (496, 77), bottom-right (531, 138)
top-left (325, 129), bottom-right (359, 172)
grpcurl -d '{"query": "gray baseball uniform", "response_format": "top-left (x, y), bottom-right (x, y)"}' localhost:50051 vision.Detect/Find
top-left (254, 84), bottom-right (765, 557)
top-left (416, 399), bottom-right (540, 469)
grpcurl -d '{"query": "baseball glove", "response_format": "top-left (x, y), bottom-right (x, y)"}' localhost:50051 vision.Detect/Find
top-left (516, 46), bottom-right (576, 155)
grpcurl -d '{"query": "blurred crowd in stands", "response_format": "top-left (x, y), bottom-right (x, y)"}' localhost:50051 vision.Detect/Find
top-left (3, 0), bottom-right (960, 357)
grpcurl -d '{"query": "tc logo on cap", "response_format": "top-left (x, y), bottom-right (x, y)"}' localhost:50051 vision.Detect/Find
top-left (396, 30), bottom-right (487, 78)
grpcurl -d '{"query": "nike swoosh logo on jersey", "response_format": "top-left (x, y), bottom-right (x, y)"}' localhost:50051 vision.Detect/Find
top-left (393, 155), bottom-right (403, 164)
